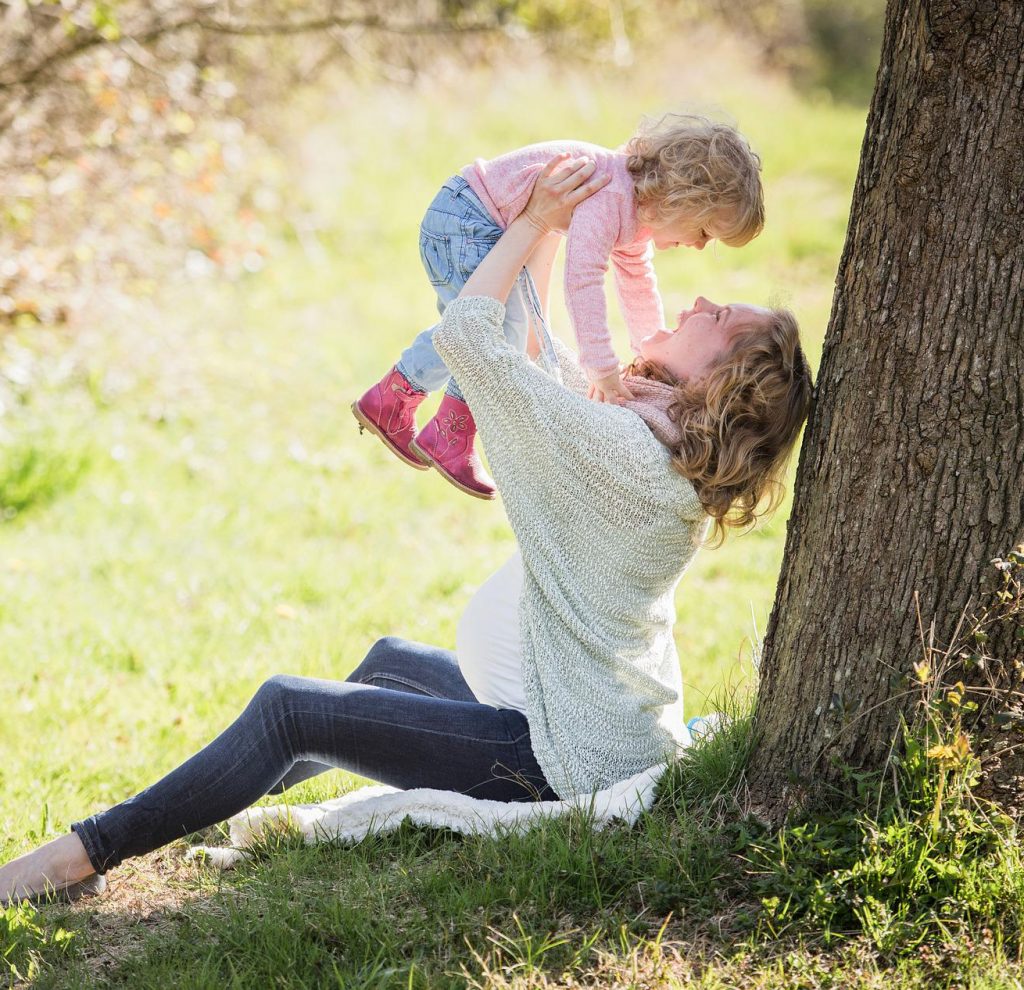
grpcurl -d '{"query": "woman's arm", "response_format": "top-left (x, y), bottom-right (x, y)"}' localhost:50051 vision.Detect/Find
top-left (458, 217), bottom-right (547, 305)
top-left (459, 154), bottom-right (608, 305)
top-left (524, 233), bottom-right (561, 359)
top-left (528, 231), bottom-right (561, 322)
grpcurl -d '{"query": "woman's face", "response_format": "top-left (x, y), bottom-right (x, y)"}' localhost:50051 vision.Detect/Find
top-left (638, 297), bottom-right (771, 382)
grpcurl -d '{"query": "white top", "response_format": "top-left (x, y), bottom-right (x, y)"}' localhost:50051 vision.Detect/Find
top-left (456, 552), bottom-right (528, 713)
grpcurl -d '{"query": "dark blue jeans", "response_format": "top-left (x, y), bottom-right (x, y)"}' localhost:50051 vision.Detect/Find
top-left (71, 637), bottom-right (558, 873)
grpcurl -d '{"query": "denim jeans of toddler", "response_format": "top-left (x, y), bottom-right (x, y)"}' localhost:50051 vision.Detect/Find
top-left (396, 175), bottom-right (559, 400)
top-left (71, 637), bottom-right (558, 873)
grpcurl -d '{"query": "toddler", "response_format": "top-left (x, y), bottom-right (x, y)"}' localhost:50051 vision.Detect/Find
top-left (352, 113), bottom-right (764, 499)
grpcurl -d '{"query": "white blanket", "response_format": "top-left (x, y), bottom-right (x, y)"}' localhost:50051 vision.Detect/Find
top-left (188, 763), bottom-right (669, 869)
top-left (187, 716), bottom-right (721, 869)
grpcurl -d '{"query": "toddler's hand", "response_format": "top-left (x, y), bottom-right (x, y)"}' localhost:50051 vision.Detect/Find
top-left (587, 372), bottom-right (635, 406)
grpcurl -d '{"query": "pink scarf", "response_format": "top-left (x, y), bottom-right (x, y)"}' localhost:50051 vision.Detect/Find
top-left (620, 374), bottom-right (683, 450)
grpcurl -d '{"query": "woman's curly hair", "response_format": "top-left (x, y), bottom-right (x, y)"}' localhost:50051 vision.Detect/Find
top-left (625, 113), bottom-right (764, 247)
top-left (628, 308), bottom-right (813, 546)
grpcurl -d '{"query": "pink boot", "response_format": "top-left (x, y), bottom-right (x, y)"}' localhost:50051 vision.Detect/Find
top-left (410, 394), bottom-right (496, 500)
top-left (351, 366), bottom-right (429, 470)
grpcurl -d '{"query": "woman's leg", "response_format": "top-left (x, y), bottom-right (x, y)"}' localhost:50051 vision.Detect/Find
top-left (0, 833), bottom-right (97, 905)
top-left (347, 635), bottom-right (478, 701)
top-left (0, 637), bottom-right (528, 903)
top-left (64, 638), bottom-right (555, 875)
top-left (268, 637), bottom-right (478, 793)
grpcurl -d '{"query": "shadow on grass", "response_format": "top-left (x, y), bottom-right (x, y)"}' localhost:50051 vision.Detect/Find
top-left (10, 710), bottom-right (1024, 988)
top-left (17, 825), bottom-right (1018, 990)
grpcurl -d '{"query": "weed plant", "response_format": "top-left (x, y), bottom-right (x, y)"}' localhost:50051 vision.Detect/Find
top-left (743, 549), bottom-right (1024, 967)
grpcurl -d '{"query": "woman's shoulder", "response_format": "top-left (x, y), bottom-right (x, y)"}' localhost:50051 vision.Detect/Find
top-left (594, 406), bottom-right (706, 522)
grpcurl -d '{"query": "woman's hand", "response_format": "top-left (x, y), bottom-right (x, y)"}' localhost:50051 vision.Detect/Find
top-left (522, 154), bottom-right (611, 235)
top-left (458, 155), bottom-right (608, 307)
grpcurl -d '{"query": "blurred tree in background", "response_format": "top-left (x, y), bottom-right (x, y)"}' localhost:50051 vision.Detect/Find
top-left (705, 0), bottom-right (887, 99)
top-left (0, 0), bottom-right (883, 333)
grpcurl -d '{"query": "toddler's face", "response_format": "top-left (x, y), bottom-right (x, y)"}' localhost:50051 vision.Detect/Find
top-left (648, 214), bottom-right (726, 252)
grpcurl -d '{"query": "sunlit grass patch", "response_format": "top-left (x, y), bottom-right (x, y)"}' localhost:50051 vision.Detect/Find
top-left (0, 433), bottom-right (90, 521)
top-left (21, 698), bottom-right (1024, 988)
top-left (0, 902), bottom-right (80, 986)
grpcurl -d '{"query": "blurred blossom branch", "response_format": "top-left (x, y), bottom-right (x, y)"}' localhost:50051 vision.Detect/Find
top-left (0, 2), bottom-right (511, 131)
top-left (0, 0), bottom-right (636, 332)
top-left (0, 0), bottom-right (880, 335)
top-left (1, 7), bottom-right (507, 93)
top-left (0, 0), bottom-right (879, 337)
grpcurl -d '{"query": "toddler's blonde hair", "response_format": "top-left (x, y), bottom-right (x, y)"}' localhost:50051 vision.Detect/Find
top-left (625, 113), bottom-right (764, 247)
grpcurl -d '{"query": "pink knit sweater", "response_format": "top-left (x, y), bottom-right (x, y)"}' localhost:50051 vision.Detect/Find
top-left (461, 141), bottom-right (665, 379)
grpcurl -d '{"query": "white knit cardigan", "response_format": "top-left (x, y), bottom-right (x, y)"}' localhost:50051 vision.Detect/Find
top-left (434, 295), bottom-right (707, 800)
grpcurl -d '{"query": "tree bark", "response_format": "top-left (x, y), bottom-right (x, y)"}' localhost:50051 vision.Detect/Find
top-left (746, 0), bottom-right (1024, 821)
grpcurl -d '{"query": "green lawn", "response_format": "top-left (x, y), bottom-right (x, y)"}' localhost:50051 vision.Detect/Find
top-left (11, 35), bottom-right (1008, 990)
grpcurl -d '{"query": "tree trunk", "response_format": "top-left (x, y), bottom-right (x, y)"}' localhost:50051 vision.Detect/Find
top-left (746, 0), bottom-right (1024, 821)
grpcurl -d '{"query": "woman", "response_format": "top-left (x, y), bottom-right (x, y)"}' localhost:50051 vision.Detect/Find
top-left (0, 156), bottom-right (812, 906)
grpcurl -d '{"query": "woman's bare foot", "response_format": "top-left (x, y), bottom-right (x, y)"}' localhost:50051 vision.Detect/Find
top-left (0, 831), bottom-right (99, 906)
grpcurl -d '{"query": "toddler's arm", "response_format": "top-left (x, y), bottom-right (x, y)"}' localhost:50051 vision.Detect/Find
top-left (612, 242), bottom-right (666, 355)
top-left (562, 196), bottom-right (627, 382)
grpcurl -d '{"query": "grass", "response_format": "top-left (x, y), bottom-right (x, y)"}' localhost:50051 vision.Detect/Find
top-left (7, 706), bottom-right (1023, 987)
top-left (4, 29), bottom-right (1020, 990)
top-left (0, 433), bottom-right (90, 520)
